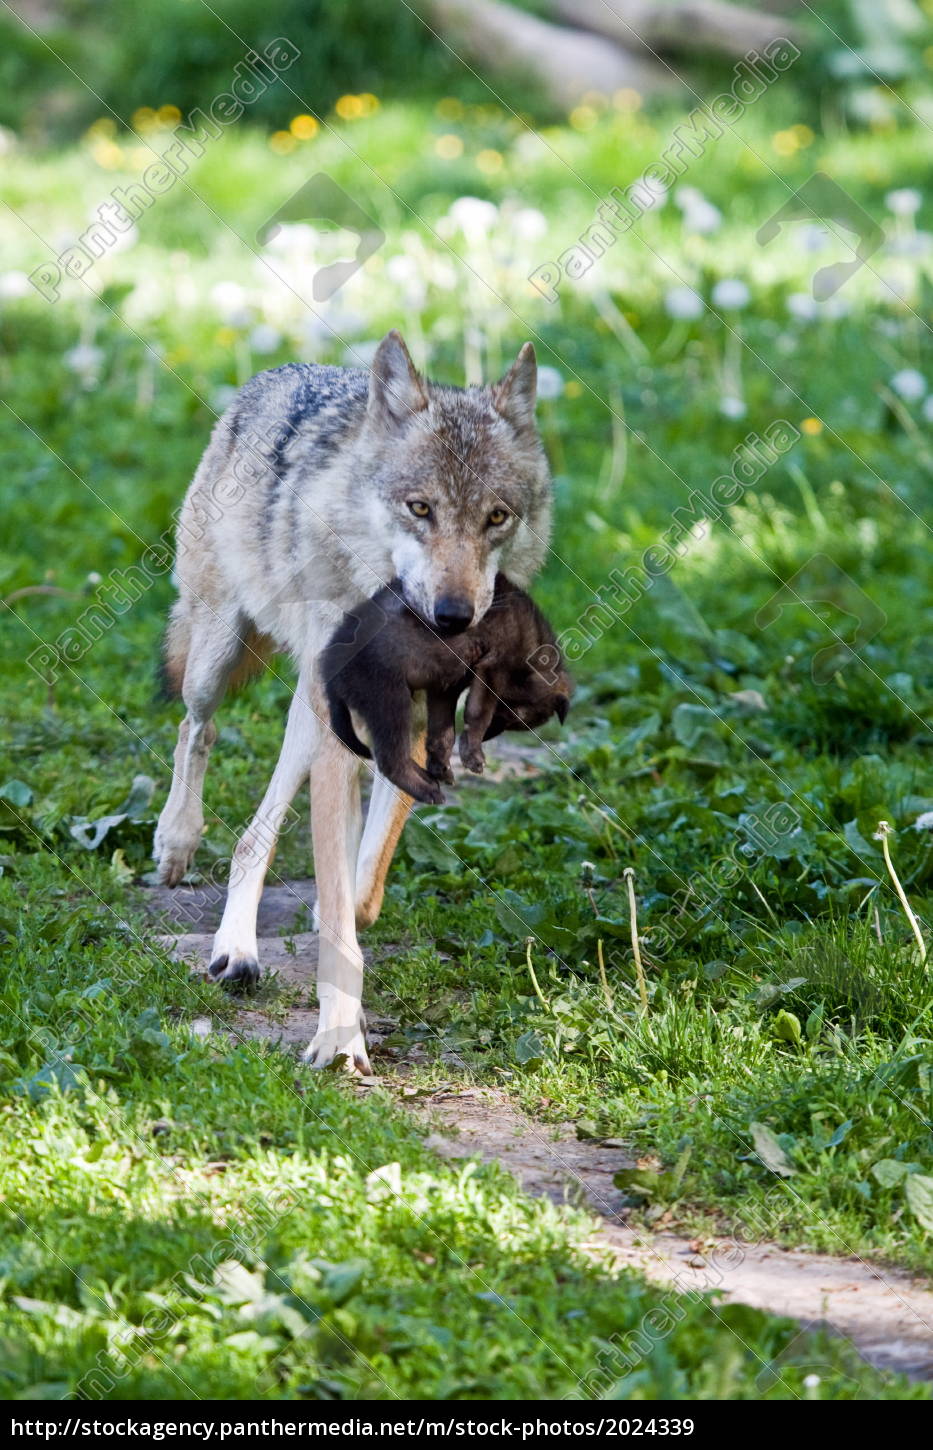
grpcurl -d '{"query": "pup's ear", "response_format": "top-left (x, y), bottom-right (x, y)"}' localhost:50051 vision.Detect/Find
top-left (368, 329), bottom-right (428, 426)
top-left (492, 342), bottom-right (537, 429)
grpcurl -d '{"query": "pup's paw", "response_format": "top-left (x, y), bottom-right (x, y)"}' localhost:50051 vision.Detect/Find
top-left (396, 766), bottom-right (445, 805)
top-left (458, 737), bottom-right (485, 774)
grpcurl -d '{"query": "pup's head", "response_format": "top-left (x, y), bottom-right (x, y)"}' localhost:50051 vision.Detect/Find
top-left (359, 330), bottom-right (551, 633)
top-left (484, 640), bottom-right (574, 741)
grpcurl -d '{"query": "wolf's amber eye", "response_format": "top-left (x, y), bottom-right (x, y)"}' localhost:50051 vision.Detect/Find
top-left (487, 507), bottom-right (509, 527)
top-left (408, 500), bottom-right (431, 519)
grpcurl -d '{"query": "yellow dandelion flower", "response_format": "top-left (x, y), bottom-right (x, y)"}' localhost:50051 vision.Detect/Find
top-left (435, 133), bottom-right (464, 159)
top-left (612, 88), bottom-right (642, 112)
top-left (215, 327), bottom-right (238, 347)
top-left (336, 94), bottom-right (364, 120)
top-left (791, 123), bottom-right (814, 146)
top-left (158, 104), bottom-right (182, 125)
top-left (569, 104), bottom-right (598, 132)
top-left (772, 130), bottom-right (799, 157)
top-left (269, 130), bottom-right (297, 155)
top-left (85, 117), bottom-right (117, 140)
top-left (90, 138), bottom-right (125, 169)
top-left (565, 380), bottom-right (583, 399)
top-left (131, 108), bottom-right (157, 133)
top-left (358, 93), bottom-right (379, 116)
top-left (801, 417), bottom-right (823, 436)
top-left (290, 113), bottom-right (319, 140)
top-left (476, 148), bottom-right (503, 174)
top-left (436, 97), bottom-right (464, 121)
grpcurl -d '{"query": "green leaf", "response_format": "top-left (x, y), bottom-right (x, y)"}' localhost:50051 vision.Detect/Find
top-left (749, 1122), bottom-right (796, 1177)
top-left (0, 780), bottom-right (32, 808)
top-left (514, 1030), bottom-right (545, 1070)
top-left (871, 1158), bottom-right (909, 1189)
top-left (773, 1010), bottom-right (802, 1046)
top-left (843, 818), bottom-right (877, 859)
top-left (671, 703), bottom-right (718, 748)
top-left (905, 1174), bottom-right (933, 1232)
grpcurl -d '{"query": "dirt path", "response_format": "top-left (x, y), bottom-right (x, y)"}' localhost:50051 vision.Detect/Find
top-left (146, 875), bottom-right (933, 1382)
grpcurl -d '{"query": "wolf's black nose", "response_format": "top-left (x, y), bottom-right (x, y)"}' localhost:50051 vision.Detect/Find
top-left (434, 596), bottom-right (473, 633)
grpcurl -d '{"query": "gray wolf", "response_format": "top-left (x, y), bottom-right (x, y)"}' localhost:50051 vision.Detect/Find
top-left (322, 572), bottom-right (571, 804)
top-left (153, 329), bottom-right (552, 1072)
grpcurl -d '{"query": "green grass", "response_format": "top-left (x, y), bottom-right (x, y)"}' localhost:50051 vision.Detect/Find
top-left (1, 80), bottom-right (932, 1398)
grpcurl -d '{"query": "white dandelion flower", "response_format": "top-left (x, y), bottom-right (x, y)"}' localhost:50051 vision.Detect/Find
top-left (711, 279), bottom-right (750, 310)
top-left (885, 188), bottom-right (921, 217)
top-left (0, 270), bottom-right (30, 299)
top-left (448, 196), bottom-right (499, 239)
top-left (64, 343), bottom-right (104, 383)
top-left (683, 198), bottom-right (722, 234)
top-left (664, 285), bottom-right (704, 320)
top-left (890, 367), bottom-right (926, 402)
top-left (210, 280), bottom-right (250, 326)
top-left (536, 365), bottom-right (564, 400)
top-left (248, 324), bottom-right (282, 354)
top-left (787, 292), bottom-right (819, 321)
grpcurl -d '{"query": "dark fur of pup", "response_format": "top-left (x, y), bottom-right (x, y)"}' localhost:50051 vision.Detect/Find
top-left (322, 574), bottom-right (572, 804)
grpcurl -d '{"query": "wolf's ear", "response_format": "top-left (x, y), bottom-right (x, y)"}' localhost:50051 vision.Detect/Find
top-left (492, 343), bottom-right (537, 430)
top-left (368, 329), bottom-right (428, 426)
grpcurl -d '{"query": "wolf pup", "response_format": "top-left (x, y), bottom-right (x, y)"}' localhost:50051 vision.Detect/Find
top-left (152, 330), bottom-right (552, 1073)
top-left (322, 574), bottom-right (571, 804)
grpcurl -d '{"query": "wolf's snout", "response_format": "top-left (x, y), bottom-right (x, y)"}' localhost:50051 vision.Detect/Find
top-left (433, 595), bottom-right (473, 634)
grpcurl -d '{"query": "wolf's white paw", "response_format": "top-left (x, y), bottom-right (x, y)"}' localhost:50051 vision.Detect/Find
top-left (207, 952), bottom-right (262, 989)
top-left (208, 926), bottom-right (262, 989)
top-left (153, 827), bottom-right (201, 887)
top-left (303, 1019), bottom-right (371, 1075)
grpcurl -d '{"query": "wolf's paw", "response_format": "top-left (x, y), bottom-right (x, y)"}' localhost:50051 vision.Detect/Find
top-left (207, 952), bottom-right (262, 989)
top-left (303, 1021), bottom-right (371, 1076)
top-left (153, 835), bottom-right (199, 887)
top-left (426, 757), bottom-right (456, 784)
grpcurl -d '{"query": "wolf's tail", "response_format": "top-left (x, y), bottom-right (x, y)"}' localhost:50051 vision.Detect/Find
top-left (156, 603), bottom-right (191, 701)
top-left (156, 601), bottom-right (273, 703)
top-left (326, 690), bottom-right (373, 759)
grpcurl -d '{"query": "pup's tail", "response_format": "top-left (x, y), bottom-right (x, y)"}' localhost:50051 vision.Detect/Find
top-left (326, 691), bottom-right (372, 759)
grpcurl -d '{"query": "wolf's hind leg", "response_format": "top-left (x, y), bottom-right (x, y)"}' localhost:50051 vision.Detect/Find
top-left (154, 603), bottom-right (247, 886)
top-left (209, 667), bottom-right (320, 987)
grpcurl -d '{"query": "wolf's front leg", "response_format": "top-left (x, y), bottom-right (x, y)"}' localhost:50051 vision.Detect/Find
top-left (304, 723), bottom-right (368, 1072)
top-left (209, 670), bottom-right (316, 986)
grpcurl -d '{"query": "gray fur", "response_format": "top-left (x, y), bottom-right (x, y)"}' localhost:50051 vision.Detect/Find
top-left (153, 329), bottom-right (553, 1072)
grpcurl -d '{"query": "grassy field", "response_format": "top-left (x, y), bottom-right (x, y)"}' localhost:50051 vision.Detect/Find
top-left (1, 72), bottom-right (932, 1399)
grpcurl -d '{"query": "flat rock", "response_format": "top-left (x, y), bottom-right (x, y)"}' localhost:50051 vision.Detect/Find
top-left (142, 878), bottom-right (317, 934)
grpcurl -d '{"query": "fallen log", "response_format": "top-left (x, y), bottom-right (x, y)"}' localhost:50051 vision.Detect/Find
top-left (423, 0), bottom-right (681, 110)
top-left (551, 0), bottom-right (802, 62)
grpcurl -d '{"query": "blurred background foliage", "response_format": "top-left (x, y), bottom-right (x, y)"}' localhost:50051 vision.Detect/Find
top-left (5, 0), bottom-right (933, 140)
